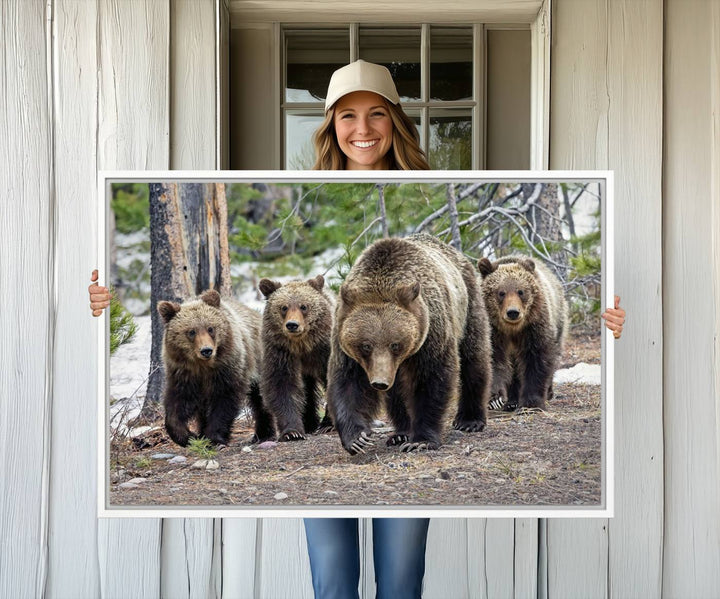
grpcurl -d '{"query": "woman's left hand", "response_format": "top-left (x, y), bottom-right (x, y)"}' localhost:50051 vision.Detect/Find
top-left (601, 295), bottom-right (625, 339)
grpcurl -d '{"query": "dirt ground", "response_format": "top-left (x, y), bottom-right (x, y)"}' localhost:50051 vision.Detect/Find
top-left (108, 332), bottom-right (603, 509)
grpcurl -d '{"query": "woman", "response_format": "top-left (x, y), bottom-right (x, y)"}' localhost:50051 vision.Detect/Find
top-left (88, 59), bottom-right (626, 599)
top-left (303, 60), bottom-right (432, 599)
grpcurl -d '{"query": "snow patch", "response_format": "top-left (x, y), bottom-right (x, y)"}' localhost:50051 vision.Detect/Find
top-left (553, 363), bottom-right (601, 386)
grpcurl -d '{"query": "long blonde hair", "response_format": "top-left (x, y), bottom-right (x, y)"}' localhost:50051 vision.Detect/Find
top-left (312, 101), bottom-right (430, 171)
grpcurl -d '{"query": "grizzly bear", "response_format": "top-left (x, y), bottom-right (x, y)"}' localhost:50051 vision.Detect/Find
top-left (477, 256), bottom-right (568, 411)
top-left (258, 275), bottom-right (335, 441)
top-left (326, 234), bottom-right (492, 455)
top-left (157, 289), bottom-right (273, 447)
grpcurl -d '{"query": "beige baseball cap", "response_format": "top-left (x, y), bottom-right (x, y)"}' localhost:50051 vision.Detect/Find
top-left (324, 60), bottom-right (400, 112)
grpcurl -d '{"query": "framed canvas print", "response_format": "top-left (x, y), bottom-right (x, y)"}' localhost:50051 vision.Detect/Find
top-left (97, 171), bottom-right (614, 518)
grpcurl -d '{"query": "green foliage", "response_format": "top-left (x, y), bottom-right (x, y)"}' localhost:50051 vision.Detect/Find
top-left (135, 457), bottom-right (152, 469)
top-left (111, 183), bottom-right (149, 233)
top-left (229, 218), bottom-right (268, 254)
top-left (330, 243), bottom-right (361, 291)
top-left (570, 253), bottom-right (602, 277)
top-left (109, 290), bottom-right (138, 355)
top-left (186, 437), bottom-right (218, 459)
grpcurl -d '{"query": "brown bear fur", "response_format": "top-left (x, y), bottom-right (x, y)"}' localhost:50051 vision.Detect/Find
top-left (326, 234), bottom-right (492, 454)
top-left (157, 289), bottom-right (273, 447)
top-left (477, 255), bottom-right (568, 410)
top-left (258, 275), bottom-right (335, 441)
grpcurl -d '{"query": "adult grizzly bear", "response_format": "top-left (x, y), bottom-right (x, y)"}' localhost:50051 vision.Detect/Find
top-left (157, 289), bottom-right (273, 447)
top-left (477, 256), bottom-right (568, 411)
top-left (258, 275), bottom-right (335, 441)
top-left (326, 234), bottom-right (492, 455)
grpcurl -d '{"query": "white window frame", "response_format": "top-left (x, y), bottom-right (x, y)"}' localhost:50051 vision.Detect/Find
top-left (228, 0), bottom-right (551, 171)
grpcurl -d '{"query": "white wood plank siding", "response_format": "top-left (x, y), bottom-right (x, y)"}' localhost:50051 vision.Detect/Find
top-left (256, 519), bottom-right (314, 598)
top-left (221, 519), bottom-right (258, 598)
top-left (96, 1), bottom-right (169, 597)
top-left (547, 2), bottom-right (610, 594)
top-left (424, 519), bottom-right (470, 599)
top-left (170, 0), bottom-right (217, 170)
top-left (161, 519), bottom-right (219, 599)
top-left (0, 1), bottom-right (53, 597)
top-left (47, 1), bottom-right (102, 597)
top-left (163, 2), bottom-right (221, 597)
top-left (663, 1), bottom-right (720, 596)
top-left (605, 2), bottom-right (664, 596)
top-left (513, 519), bottom-right (539, 598)
top-left (549, 0), bottom-right (664, 595)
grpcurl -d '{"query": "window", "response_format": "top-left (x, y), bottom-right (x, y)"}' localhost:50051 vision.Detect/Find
top-left (283, 25), bottom-right (480, 170)
top-left (228, 23), bottom-right (532, 170)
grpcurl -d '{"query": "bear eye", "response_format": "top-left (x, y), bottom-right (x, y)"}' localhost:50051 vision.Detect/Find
top-left (207, 326), bottom-right (214, 335)
top-left (187, 329), bottom-right (196, 338)
top-left (280, 306), bottom-right (288, 314)
top-left (360, 343), bottom-right (372, 355)
top-left (498, 291), bottom-right (506, 299)
top-left (518, 290), bottom-right (524, 297)
top-left (300, 304), bottom-right (307, 312)
top-left (390, 342), bottom-right (401, 354)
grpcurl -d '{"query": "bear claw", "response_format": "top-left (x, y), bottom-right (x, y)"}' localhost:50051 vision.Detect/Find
top-left (386, 433), bottom-right (409, 446)
top-left (280, 430), bottom-right (306, 442)
top-left (452, 419), bottom-right (486, 433)
top-left (349, 431), bottom-right (374, 455)
top-left (400, 441), bottom-right (439, 452)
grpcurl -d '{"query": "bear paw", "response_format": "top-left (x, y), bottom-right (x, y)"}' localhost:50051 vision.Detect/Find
top-left (452, 417), bottom-right (486, 433)
top-left (348, 431), bottom-right (375, 455)
top-left (279, 429), bottom-right (307, 442)
top-left (488, 395), bottom-right (505, 411)
top-left (503, 399), bottom-right (518, 412)
top-left (386, 433), bottom-right (409, 446)
top-left (399, 440), bottom-right (439, 452)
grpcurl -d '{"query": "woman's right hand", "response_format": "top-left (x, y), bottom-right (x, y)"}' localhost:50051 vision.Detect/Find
top-left (89, 269), bottom-right (111, 316)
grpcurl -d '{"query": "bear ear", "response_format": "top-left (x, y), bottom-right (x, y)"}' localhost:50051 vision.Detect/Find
top-left (307, 274), bottom-right (325, 292)
top-left (200, 289), bottom-right (221, 307)
top-left (340, 285), bottom-right (358, 308)
top-left (158, 301), bottom-right (181, 323)
top-left (258, 278), bottom-right (281, 298)
top-left (519, 258), bottom-right (536, 273)
top-left (396, 281), bottom-right (421, 307)
top-left (477, 257), bottom-right (496, 278)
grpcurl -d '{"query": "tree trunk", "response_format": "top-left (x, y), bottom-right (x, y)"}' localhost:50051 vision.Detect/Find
top-left (140, 182), bottom-right (232, 418)
top-left (446, 183), bottom-right (462, 250)
top-left (377, 184), bottom-right (389, 238)
top-left (524, 182), bottom-right (564, 267)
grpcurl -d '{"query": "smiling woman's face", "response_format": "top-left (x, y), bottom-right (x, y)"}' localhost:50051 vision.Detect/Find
top-left (333, 90), bottom-right (394, 170)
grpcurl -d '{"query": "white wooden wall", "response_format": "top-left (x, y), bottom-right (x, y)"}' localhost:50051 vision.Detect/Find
top-left (1, 0), bottom-right (719, 597)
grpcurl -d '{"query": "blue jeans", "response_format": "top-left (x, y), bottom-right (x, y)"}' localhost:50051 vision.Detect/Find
top-left (303, 517), bottom-right (430, 599)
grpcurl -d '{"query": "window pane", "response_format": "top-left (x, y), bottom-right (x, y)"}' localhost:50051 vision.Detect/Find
top-left (285, 112), bottom-right (324, 169)
top-left (429, 109), bottom-right (472, 170)
top-left (359, 27), bottom-right (421, 102)
top-left (430, 27), bottom-right (473, 101)
top-left (286, 30), bottom-right (349, 103)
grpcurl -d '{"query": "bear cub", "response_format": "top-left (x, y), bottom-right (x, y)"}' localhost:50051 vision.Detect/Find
top-left (258, 275), bottom-right (335, 441)
top-left (157, 289), bottom-right (273, 447)
top-left (478, 256), bottom-right (568, 411)
top-left (326, 234), bottom-right (492, 455)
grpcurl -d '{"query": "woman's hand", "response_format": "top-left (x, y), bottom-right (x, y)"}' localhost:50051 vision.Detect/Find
top-left (601, 295), bottom-right (625, 339)
top-left (89, 269), bottom-right (111, 317)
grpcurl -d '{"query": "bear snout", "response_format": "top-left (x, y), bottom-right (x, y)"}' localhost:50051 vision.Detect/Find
top-left (200, 346), bottom-right (214, 359)
top-left (370, 380), bottom-right (390, 391)
top-left (285, 320), bottom-right (300, 333)
top-left (505, 308), bottom-right (521, 321)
